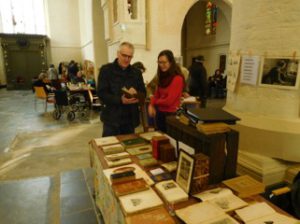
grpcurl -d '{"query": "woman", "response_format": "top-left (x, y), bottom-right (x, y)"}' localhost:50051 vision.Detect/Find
top-left (148, 50), bottom-right (185, 132)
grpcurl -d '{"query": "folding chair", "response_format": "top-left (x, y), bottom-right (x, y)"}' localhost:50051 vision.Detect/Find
top-left (34, 86), bottom-right (55, 112)
top-left (88, 89), bottom-right (101, 110)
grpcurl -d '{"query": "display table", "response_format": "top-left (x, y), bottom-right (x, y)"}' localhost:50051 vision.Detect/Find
top-left (89, 134), bottom-right (295, 224)
top-left (166, 116), bottom-right (239, 184)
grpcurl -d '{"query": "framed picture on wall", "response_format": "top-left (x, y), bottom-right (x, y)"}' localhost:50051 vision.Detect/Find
top-left (259, 57), bottom-right (300, 89)
top-left (176, 150), bottom-right (195, 193)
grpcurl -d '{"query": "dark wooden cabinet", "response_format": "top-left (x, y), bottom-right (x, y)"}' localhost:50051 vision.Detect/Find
top-left (0, 34), bottom-right (49, 90)
top-left (166, 116), bottom-right (239, 184)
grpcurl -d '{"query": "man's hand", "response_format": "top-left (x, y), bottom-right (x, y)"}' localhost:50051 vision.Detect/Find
top-left (121, 95), bottom-right (139, 104)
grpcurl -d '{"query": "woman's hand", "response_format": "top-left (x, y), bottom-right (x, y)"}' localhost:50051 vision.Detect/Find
top-left (148, 104), bottom-right (156, 117)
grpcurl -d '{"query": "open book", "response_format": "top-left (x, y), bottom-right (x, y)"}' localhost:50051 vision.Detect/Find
top-left (235, 202), bottom-right (299, 224)
top-left (193, 187), bottom-right (248, 212)
top-left (175, 201), bottom-right (239, 224)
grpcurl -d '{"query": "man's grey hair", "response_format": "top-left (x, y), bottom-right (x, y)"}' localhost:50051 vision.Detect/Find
top-left (118, 41), bottom-right (135, 53)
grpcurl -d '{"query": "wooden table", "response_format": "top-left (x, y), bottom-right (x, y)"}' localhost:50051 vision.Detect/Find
top-left (89, 134), bottom-right (295, 224)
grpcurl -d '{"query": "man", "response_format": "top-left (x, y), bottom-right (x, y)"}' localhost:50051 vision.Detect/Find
top-left (98, 42), bottom-right (146, 137)
top-left (188, 55), bottom-right (208, 108)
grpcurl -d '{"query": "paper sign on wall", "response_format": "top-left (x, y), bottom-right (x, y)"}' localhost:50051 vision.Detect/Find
top-left (240, 56), bottom-right (260, 85)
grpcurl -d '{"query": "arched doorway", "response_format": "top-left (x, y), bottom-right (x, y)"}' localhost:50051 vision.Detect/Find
top-left (181, 0), bottom-right (232, 77)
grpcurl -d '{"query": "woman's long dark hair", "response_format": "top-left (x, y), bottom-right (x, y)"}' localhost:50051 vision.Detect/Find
top-left (157, 50), bottom-right (184, 87)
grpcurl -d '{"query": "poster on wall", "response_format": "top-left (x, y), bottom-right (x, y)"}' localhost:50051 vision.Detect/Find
top-left (259, 57), bottom-right (300, 89)
top-left (227, 55), bottom-right (241, 92)
top-left (240, 55), bottom-right (261, 85)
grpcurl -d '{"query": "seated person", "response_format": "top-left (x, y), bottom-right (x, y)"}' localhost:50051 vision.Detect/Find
top-left (33, 73), bottom-right (52, 93)
top-left (208, 69), bottom-right (225, 98)
top-left (73, 71), bottom-right (86, 84)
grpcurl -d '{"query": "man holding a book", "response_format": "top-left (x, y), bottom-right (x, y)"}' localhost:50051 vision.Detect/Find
top-left (98, 42), bottom-right (146, 136)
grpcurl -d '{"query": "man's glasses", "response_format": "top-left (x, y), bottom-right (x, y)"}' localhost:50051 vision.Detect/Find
top-left (120, 53), bottom-right (133, 59)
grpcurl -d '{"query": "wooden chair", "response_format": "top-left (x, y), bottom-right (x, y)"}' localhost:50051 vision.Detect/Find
top-left (34, 86), bottom-right (55, 112)
top-left (87, 89), bottom-right (101, 110)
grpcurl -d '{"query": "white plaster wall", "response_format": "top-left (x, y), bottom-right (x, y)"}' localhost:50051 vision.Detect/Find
top-left (92, 0), bottom-right (108, 79)
top-left (45, 0), bottom-right (82, 66)
top-left (79, 0), bottom-right (94, 63)
top-left (225, 0), bottom-right (300, 161)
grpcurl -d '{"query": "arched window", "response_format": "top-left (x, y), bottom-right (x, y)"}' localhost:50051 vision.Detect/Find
top-left (0, 0), bottom-right (46, 35)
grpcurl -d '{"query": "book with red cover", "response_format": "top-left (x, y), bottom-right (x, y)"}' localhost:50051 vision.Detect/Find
top-left (151, 136), bottom-right (169, 159)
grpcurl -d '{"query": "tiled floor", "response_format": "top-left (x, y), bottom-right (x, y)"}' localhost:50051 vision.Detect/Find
top-left (0, 89), bottom-right (225, 224)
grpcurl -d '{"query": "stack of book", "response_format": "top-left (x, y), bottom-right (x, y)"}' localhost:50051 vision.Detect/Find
top-left (102, 144), bottom-right (125, 155)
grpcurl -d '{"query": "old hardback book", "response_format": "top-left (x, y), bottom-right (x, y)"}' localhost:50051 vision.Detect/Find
top-left (155, 180), bottom-right (188, 204)
top-left (139, 157), bottom-right (158, 168)
top-left (151, 136), bottom-right (170, 159)
top-left (122, 87), bottom-right (138, 98)
top-left (104, 164), bottom-right (155, 186)
top-left (136, 153), bottom-right (153, 160)
top-left (94, 136), bottom-right (119, 146)
top-left (161, 161), bottom-right (177, 172)
top-left (112, 178), bottom-right (149, 196)
top-left (126, 144), bottom-right (152, 155)
top-left (139, 131), bottom-right (163, 141)
top-left (125, 206), bottom-right (175, 224)
top-left (190, 153), bottom-right (210, 194)
top-left (110, 170), bottom-right (136, 184)
top-left (122, 87), bottom-right (145, 101)
top-left (193, 187), bottom-right (248, 212)
top-left (222, 175), bottom-right (265, 198)
top-left (159, 143), bottom-right (176, 163)
top-left (150, 172), bottom-right (173, 182)
top-left (104, 157), bottom-right (132, 168)
top-left (102, 143), bottom-right (125, 155)
top-left (105, 152), bottom-right (130, 161)
top-left (121, 137), bottom-right (148, 149)
top-left (119, 188), bottom-right (163, 215)
top-left (235, 202), bottom-right (298, 224)
top-left (196, 122), bottom-right (231, 135)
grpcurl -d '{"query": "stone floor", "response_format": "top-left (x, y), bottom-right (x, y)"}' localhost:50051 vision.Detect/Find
top-left (0, 89), bottom-right (226, 224)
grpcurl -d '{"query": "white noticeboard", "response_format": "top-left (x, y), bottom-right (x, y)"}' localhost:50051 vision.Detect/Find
top-left (240, 56), bottom-right (261, 85)
top-left (227, 55), bottom-right (241, 92)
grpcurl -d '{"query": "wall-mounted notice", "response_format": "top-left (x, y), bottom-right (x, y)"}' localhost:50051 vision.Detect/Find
top-left (240, 56), bottom-right (261, 85)
top-left (227, 55), bottom-right (241, 92)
